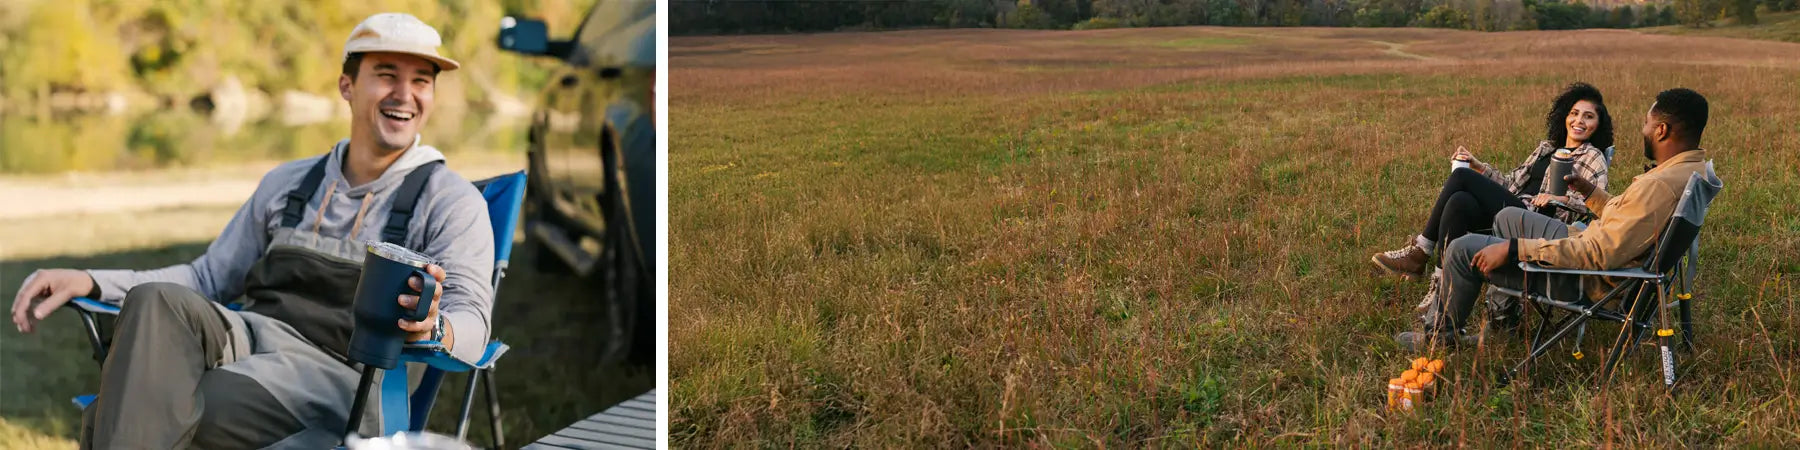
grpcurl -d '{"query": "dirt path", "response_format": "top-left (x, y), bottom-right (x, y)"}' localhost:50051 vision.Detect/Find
top-left (1368, 40), bottom-right (1434, 61)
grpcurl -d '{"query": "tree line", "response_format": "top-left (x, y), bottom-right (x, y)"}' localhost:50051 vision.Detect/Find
top-left (0, 0), bottom-right (596, 113)
top-left (672, 0), bottom-right (1789, 34)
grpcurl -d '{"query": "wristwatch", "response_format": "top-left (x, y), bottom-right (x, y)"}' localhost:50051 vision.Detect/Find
top-left (430, 314), bottom-right (446, 342)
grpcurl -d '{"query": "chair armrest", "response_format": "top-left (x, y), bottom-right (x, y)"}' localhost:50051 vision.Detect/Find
top-left (1519, 262), bottom-right (1661, 279)
top-left (67, 297), bottom-right (121, 315)
top-left (400, 340), bottom-right (510, 372)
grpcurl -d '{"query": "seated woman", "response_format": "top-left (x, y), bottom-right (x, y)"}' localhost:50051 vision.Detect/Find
top-left (1371, 82), bottom-right (1615, 279)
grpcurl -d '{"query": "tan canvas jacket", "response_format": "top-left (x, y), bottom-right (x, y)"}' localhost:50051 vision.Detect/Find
top-left (1516, 149), bottom-right (1713, 299)
top-left (1477, 140), bottom-right (1611, 223)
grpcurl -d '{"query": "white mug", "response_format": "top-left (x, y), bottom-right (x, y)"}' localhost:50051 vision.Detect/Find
top-left (1451, 160), bottom-right (1471, 171)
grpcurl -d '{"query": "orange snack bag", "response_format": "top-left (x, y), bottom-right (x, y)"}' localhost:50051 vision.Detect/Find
top-left (1402, 381), bottom-right (1423, 410)
top-left (1387, 378), bottom-right (1405, 410)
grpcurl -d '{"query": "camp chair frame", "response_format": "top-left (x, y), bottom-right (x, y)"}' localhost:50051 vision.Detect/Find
top-left (1492, 169), bottom-right (1719, 390)
top-left (63, 170), bottom-right (527, 448)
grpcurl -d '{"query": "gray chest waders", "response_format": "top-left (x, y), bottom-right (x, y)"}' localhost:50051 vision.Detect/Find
top-left (235, 154), bottom-right (443, 438)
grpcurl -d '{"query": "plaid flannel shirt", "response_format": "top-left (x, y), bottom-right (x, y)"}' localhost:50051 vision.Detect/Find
top-left (1477, 140), bottom-right (1610, 224)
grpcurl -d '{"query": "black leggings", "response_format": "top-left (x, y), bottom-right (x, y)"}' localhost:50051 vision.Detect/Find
top-left (1421, 168), bottom-right (1528, 246)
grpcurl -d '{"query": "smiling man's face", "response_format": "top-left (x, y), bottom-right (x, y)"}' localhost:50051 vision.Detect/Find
top-left (340, 52), bottom-right (438, 152)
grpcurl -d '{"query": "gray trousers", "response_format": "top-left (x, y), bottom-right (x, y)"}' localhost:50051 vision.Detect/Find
top-left (1432, 207), bottom-right (1583, 332)
top-left (80, 282), bottom-right (304, 449)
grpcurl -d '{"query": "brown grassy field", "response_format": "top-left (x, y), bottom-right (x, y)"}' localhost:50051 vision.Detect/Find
top-left (671, 26), bottom-right (1800, 446)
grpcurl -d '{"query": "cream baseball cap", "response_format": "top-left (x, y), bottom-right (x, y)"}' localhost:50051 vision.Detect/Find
top-left (343, 13), bottom-right (460, 71)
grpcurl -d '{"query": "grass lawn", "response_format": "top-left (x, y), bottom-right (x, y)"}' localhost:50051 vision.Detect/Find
top-left (671, 26), bottom-right (1800, 446)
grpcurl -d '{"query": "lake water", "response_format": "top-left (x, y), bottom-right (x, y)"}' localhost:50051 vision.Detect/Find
top-left (0, 110), bottom-right (529, 175)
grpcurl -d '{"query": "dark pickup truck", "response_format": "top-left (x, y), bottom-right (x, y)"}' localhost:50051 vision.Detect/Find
top-left (498, 0), bottom-right (655, 365)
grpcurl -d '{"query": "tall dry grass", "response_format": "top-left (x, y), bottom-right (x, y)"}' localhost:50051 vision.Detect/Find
top-left (671, 27), bottom-right (1800, 446)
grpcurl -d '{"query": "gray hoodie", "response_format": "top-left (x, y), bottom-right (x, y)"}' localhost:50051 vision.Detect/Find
top-left (88, 139), bottom-right (495, 363)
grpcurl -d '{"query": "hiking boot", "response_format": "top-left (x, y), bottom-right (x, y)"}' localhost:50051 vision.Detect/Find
top-left (1395, 330), bottom-right (1455, 354)
top-left (1414, 268), bottom-right (1444, 311)
top-left (1371, 242), bottom-right (1429, 279)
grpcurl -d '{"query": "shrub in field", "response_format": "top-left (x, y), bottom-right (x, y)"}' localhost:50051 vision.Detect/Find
top-left (1007, 3), bottom-right (1061, 29)
top-left (1074, 16), bottom-right (1126, 29)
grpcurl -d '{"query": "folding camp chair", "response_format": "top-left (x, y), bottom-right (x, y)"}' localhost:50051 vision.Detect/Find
top-left (1426, 146), bottom-right (1614, 329)
top-left (64, 170), bottom-right (527, 447)
top-left (1493, 166), bottom-right (1721, 389)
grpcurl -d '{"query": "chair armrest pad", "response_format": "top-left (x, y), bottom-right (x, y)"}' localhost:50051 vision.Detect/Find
top-left (400, 340), bottom-right (510, 372)
top-left (1519, 263), bottom-right (1661, 279)
top-left (68, 297), bottom-right (121, 315)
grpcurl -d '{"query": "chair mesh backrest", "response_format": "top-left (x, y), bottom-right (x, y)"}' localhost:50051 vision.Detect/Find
top-left (1649, 162), bottom-right (1722, 274)
top-left (472, 171), bottom-right (528, 287)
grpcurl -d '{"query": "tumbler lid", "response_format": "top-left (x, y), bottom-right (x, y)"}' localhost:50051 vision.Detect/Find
top-left (367, 241), bottom-right (434, 268)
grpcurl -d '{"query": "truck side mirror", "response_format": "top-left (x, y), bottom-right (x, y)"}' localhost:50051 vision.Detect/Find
top-left (498, 17), bottom-right (552, 55)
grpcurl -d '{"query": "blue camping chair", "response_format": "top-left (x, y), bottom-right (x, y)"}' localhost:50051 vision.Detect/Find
top-left (65, 171), bottom-right (527, 447)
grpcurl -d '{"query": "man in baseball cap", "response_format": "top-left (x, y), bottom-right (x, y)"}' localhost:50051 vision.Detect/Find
top-left (14, 13), bottom-right (496, 448)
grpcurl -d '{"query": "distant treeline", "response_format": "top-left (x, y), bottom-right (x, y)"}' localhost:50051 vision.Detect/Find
top-left (672, 0), bottom-right (1786, 34)
top-left (0, 0), bottom-right (597, 113)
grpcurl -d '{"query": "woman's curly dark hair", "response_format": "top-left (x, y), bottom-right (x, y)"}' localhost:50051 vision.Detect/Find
top-left (1546, 82), bottom-right (1614, 150)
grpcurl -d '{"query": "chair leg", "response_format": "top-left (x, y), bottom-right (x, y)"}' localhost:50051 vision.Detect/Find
top-left (1655, 306), bottom-right (1679, 391)
top-left (456, 370), bottom-right (481, 441)
top-left (484, 368), bottom-right (505, 449)
top-left (1600, 285), bottom-right (1656, 382)
top-left (1679, 298), bottom-right (1695, 352)
top-left (1503, 309), bottom-right (1588, 387)
top-left (1571, 323), bottom-right (1588, 360)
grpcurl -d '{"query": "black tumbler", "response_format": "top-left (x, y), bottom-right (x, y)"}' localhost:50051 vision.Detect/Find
top-left (1546, 148), bottom-right (1575, 196)
top-left (347, 241), bottom-right (438, 370)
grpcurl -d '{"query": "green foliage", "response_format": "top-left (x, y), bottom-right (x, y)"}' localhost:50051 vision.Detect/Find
top-left (1354, 0), bottom-right (1425, 27)
top-left (1206, 0), bottom-right (1247, 25)
top-left (1534, 0), bottom-right (1593, 29)
top-left (1073, 16), bottom-right (1126, 29)
top-left (938, 0), bottom-right (999, 27)
top-left (1676, 0), bottom-right (1723, 26)
top-left (1738, 0), bottom-right (1760, 24)
top-left (675, 0), bottom-right (1662, 33)
top-left (0, 0), bottom-right (595, 108)
top-left (2, 0), bottom-right (131, 97)
top-left (1412, 4), bottom-right (1472, 28)
top-left (1008, 3), bottom-right (1061, 29)
top-left (1611, 5), bottom-right (1636, 28)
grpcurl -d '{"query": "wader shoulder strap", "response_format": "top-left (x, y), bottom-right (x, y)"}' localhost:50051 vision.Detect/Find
top-left (381, 161), bottom-right (444, 245)
top-left (281, 156), bottom-right (332, 228)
